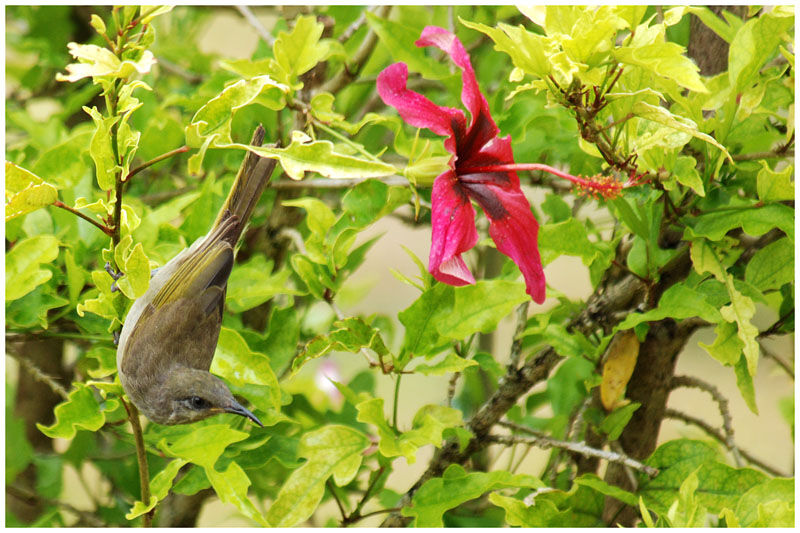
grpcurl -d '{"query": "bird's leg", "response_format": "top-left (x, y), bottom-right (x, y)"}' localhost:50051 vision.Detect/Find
top-left (105, 262), bottom-right (123, 293)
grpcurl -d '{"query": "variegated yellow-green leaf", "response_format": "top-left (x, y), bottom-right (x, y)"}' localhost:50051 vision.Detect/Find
top-left (6, 235), bottom-right (60, 301)
top-left (267, 425), bottom-right (369, 527)
top-left (36, 383), bottom-right (119, 439)
top-left (249, 136), bottom-right (397, 180)
top-left (633, 102), bottom-right (732, 162)
top-left (756, 161), bottom-right (794, 202)
top-left (56, 43), bottom-right (157, 83)
top-left (160, 425), bottom-right (267, 526)
top-left (5, 161), bottom-right (59, 220)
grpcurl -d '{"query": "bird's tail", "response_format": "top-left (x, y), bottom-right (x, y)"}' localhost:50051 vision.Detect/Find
top-left (214, 125), bottom-right (278, 244)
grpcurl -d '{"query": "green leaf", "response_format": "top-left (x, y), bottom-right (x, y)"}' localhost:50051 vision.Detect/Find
top-left (249, 135), bottom-right (397, 180)
top-left (340, 179), bottom-right (412, 229)
top-left (404, 464), bottom-right (541, 526)
top-left (745, 237), bottom-right (793, 292)
top-left (691, 239), bottom-right (760, 376)
top-left (6, 235), bottom-right (60, 301)
top-left (735, 478), bottom-right (794, 527)
top-left (751, 500), bottom-right (795, 527)
top-left (37, 383), bottom-right (118, 439)
top-left (699, 320), bottom-right (743, 366)
top-left (410, 353), bottom-right (479, 376)
top-left (687, 6), bottom-right (737, 43)
top-left (614, 41), bottom-right (707, 92)
top-left (686, 203), bottom-right (794, 241)
top-left (4, 161), bottom-right (59, 220)
top-left (671, 155), bottom-right (705, 196)
top-left (113, 235), bottom-right (151, 299)
top-left (728, 10), bottom-right (794, 92)
top-left (273, 15), bottom-right (330, 82)
top-left (357, 399), bottom-right (463, 464)
top-left (666, 468), bottom-right (707, 527)
top-left (267, 425), bottom-right (369, 527)
top-left (365, 12), bottom-right (450, 79)
top-left (186, 75), bottom-right (287, 164)
top-left (436, 280), bottom-right (528, 340)
top-left (632, 102), bottom-right (731, 162)
top-left (460, 19), bottom-right (551, 79)
top-left (599, 402), bottom-right (640, 440)
top-left (211, 327), bottom-right (282, 418)
top-left (283, 197), bottom-right (336, 238)
top-left (6, 409), bottom-right (34, 484)
top-left (126, 459), bottom-right (188, 519)
top-left (734, 354), bottom-right (758, 413)
top-left (399, 283), bottom-right (454, 359)
top-left (84, 106), bottom-right (119, 191)
top-left (538, 218), bottom-right (603, 266)
top-left (641, 439), bottom-right (767, 515)
top-left (574, 474), bottom-right (638, 506)
top-left (618, 283), bottom-right (723, 330)
top-left (756, 161), bottom-right (794, 202)
top-left (489, 492), bottom-right (559, 527)
top-left (226, 255), bottom-right (297, 312)
top-left (293, 317), bottom-right (391, 373)
top-left (160, 424), bottom-right (267, 525)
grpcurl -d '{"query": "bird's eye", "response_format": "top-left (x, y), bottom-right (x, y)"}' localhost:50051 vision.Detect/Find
top-left (188, 396), bottom-right (209, 409)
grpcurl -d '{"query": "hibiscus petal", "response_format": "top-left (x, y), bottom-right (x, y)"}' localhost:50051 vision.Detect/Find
top-left (463, 181), bottom-right (546, 303)
top-left (376, 62), bottom-right (465, 154)
top-left (416, 26), bottom-right (498, 153)
top-left (429, 171), bottom-right (478, 286)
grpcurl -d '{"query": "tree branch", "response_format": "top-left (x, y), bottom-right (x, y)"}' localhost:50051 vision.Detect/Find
top-left (664, 408), bottom-right (787, 477)
top-left (319, 6), bottom-right (391, 95)
top-left (670, 374), bottom-right (742, 467)
top-left (7, 351), bottom-right (69, 401)
top-left (491, 422), bottom-right (659, 477)
top-left (234, 5), bottom-right (275, 46)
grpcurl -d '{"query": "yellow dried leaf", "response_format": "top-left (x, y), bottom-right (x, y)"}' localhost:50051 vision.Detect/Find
top-left (600, 329), bottom-right (640, 410)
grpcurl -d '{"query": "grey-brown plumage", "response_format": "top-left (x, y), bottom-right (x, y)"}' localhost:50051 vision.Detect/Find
top-left (117, 126), bottom-right (277, 425)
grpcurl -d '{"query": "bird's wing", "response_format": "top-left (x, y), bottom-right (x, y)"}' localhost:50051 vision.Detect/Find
top-left (120, 225), bottom-right (236, 375)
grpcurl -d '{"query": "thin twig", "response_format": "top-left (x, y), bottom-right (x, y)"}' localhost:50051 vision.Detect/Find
top-left (320, 5), bottom-right (391, 95)
top-left (664, 408), bottom-right (787, 477)
top-left (7, 351), bottom-right (69, 400)
top-left (494, 421), bottom-right (660, 477)
top-left (342, 465), bottom-right (386, 526)
top-left (446, 372), bottom-right (460, 408)
top-left (758, 310), bottom-right (793, 339)
top-left (52, 201), bottom-right (113, 236)
top-left (122, 398), bottom-right (153, 527)
top-left (732, 149), bottom-right (794, 162)
top-left (670, 375), bottom-right (742, 467)
top-left (327, 299), bottom-right (380, 368)
top-left (7, 484), bottom-right (107, 527)
top-left (327, 480), bottom-right (348, 521)
top-left (126, 145), bottom-right (189, 181)
top-left (338, 8), bottom-right (367, 43)
top-left (271, 175), bottom-right (410, 190)
top-left (508, 301), bottom-right (530, 370)
top-left (758, 341), bottom-right (794, 379)
top-left (235, 5), bottom-right (275, 46)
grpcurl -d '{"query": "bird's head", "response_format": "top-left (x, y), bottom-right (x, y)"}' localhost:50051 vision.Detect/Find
top-left (156, 368), bottom-right (262, 426)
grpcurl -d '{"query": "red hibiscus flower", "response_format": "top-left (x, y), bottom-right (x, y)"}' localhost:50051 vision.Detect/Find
top-left (377, 26), bottom-right (547, 302)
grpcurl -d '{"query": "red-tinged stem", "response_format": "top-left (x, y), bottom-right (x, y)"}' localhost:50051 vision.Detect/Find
top-left (126, 145), bottom-right (189, 182)
top-left (461, 163), bottom-right (620, 191)
top-left (53, 201), bottom-right (115, 236)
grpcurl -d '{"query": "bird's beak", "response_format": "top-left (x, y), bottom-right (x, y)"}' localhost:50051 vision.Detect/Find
top-left (225, 400), bottom-right (263, 427)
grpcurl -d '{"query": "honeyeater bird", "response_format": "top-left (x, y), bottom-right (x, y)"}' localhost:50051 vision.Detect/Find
top-left (116, 126), bottom-right (276, 426)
